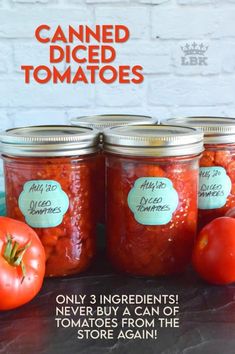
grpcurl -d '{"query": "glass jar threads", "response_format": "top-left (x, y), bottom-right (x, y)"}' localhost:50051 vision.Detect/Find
top-left (70, 114), bottom-right (154, 224)
top-left (164, 117), bottom-right (235, 229)
top-left (103, 125), bottom-right (203, 276)
top-left (1, 125), bottom-right (100, 277)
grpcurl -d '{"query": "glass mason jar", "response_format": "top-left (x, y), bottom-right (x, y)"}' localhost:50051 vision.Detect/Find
top-left (70, 114), bottom-right (154, 224)
top-left (103, 125), bottom-right (203, 276)
top-left (1, 125), bottom-right (100, 277)
top-left (164, 117), bottom-right (235, 230)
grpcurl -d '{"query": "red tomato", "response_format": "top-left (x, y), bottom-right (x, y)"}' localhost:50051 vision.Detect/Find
top-left (0, 217), bottom-right (46, 310)
top-left (192, 217), bottom-right (235, 285)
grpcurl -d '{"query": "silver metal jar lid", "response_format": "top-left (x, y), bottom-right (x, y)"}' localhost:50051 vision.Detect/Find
top-left (70, 114), bottom-right (154, 131)
top-left (163, 117), bottom-right (235, 144)
top-left (103, 125), bottom-right (204, 157)
top-left (0, 125), bottom-right (100, 157)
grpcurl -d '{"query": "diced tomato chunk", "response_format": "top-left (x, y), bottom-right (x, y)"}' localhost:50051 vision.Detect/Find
top-left (106, 154), bottom-right (199, 276)
top-left (3, 154), bottom-right (97, 277)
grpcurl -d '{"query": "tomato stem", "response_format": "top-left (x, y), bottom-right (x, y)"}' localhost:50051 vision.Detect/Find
top-left (11, 241), bottom-right (19, 259)
top-left (3, 235), bottom-right (31, 281)
top-left (4, 234), bottom-right (12, 262)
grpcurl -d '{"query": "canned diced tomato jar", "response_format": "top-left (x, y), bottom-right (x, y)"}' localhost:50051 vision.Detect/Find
top-left (70, 114), bottom-right (154, 224)
top-left (165, 117), bottom-right (235, 230)
top-left (0, 125), bottom-right (100, 277)
top-left (103, 125), bottom-right (203, 276)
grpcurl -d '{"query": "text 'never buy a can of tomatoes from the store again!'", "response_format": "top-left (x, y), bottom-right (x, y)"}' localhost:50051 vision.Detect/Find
top-left (70, 114), bottom-right (155, 224)
top-left (164, 117), bottom-right (235, 230)
top-left (0, 125), bottom-right (100, 277)
top-left (103, 125), bottom-right (204, 277)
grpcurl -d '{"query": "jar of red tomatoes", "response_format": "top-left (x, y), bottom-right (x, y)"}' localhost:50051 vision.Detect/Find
top-left (70, 115), bottom-right (154, 224)
top-left (1, 125), bottom-right (100, 277)
top-left (103, 125), bottom-right (203, 276)
top-left (165, 117), bottom-right (235, 230)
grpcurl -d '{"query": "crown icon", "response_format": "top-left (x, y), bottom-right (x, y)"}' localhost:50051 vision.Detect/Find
top-left (181, 42), bottom-right (208, 56)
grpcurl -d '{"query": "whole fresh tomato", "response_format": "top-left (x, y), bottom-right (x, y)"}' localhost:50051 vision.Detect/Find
top-left (192, 217), bottom-right (235, 285)
top-left (0, 217), bottom-right (45, 310)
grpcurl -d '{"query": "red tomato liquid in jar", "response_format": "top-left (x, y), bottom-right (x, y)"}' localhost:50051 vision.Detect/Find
top-left (1, 126), bottom-right (100, 277)
top-left (165, 117), bottom-right (235, 230)
top-left (104, 125), bottom-right (203, 276)
top-left (70, 115), bottom-right (154, 224)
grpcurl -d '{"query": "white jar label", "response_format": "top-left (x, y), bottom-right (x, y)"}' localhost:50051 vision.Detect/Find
top-left (18, 180), bottom-right (69, 228)
top-left (127, 177), bottom-right (179, 225)
top-left (198, 167), bottom-right (232, 210)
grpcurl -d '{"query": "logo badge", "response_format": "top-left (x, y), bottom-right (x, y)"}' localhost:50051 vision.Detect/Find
top-left (181, 42), bottom-right (208, 66)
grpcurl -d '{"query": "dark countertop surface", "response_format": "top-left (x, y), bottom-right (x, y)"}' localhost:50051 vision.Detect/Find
top-left (1, 230), bottom-right (235, 354)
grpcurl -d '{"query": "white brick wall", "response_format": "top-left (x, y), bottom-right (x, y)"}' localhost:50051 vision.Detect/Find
top-left (0, 0), bottom-right (235, 190)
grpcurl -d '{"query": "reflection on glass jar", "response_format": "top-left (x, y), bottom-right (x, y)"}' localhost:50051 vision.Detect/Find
top-left (104, 125), bottom-right (203, 276)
